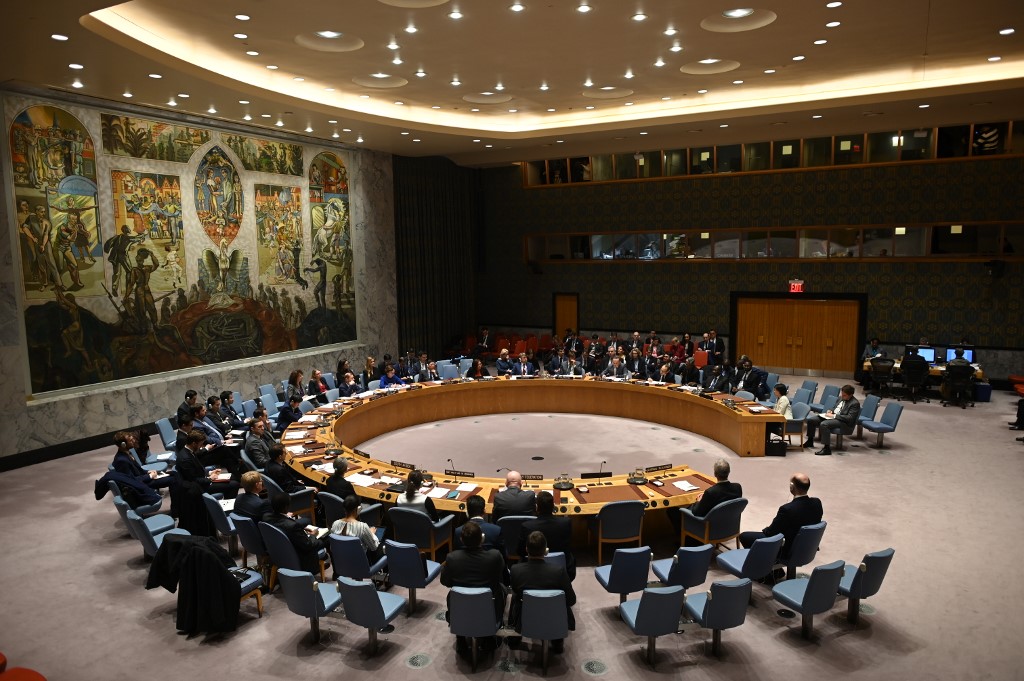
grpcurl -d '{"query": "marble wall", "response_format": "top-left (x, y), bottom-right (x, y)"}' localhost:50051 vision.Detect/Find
top-left (0, 91), bottom-right (398, 461)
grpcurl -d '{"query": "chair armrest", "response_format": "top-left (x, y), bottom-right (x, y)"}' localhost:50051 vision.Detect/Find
top-left (679, 507), bottom-right (704, 521)
top-left (433, 514), bottom-right (454, 530)
top-left (359, 502), bottom-right (383, 526)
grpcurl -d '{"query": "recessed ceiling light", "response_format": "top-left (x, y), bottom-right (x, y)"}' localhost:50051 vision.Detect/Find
top-left (261, 114), bottom-right (271, 118)
top-left (654, 58), bottom-right (665, 67)
top-left (640, 131), bottom-right (648, 135)
top-left (275, 120), bottom-right (284, 127)
top-left (471, 108), bottom-right (480, 111)
top-left (316, 30), bottom-right (342, 38)
top-left (556, 139), bottom-right (564, 143)
top-left (792, 55), bottom-right (806, 60)
top-left (449, 10), bottom-right (463, 19)
top-left (632, 13), bottom-right (647, 21)
top-left (356, 136), bottom-right (364, 142)
top-left (266, 64), bottom-right (278, 70)
top-left (239, 99), bottom-right (249, 104)
top-left (243, 114), bottom-right (252, 120)
top-left (326, 87), bottom-right (336, 92)
top-left (661, 96), bottom-right (671, 100)
top-left (473, 139), bottom-right (481, 142)
top-left (697, 88), bottom-right (708, 94)
top-left (814, 39), bottom-right (828, 44)
top-left (732, 79), bottom-right (743, 84)
top-left (826, 21), bottom-right (840, 27)
top-left (918, 104), bottom-right (930, 108)
top-left (699, 58), bottom-right (721, 64)
top-left (764, 68), bottom-right (776, 74)
top-left (719, 123), bottom-right (729, 128)
top-left (723, 8), bottom-right (754, 18)
top-left (481, 91), bottom-right (494, 95)
top-left (664, 27), bottom-right (678, 36)
top-left (293, 77), bottom-right (304, 81)
top-left (540, 83), bottom-right (549, 90)
top-left (392, 56), bottom-right (403, 65)
top-left (600, 86), bottom-right (615, 90)
top-left (394, 101), bottom-right (404, 105)
top-left (305, 126), bottom-right (313, 132)
top-left (404, 25), bottom-right (417, 33)
top-left (167, 99), bottom-right (177, 106)
top-left (670, 43), bottom-right (683, 52)
top-left (246, 50), bottom-right (259, 56)
top-left (988, 56), bottom-right (1002, 62)
top-left (51, 34), bottom-right (69, 41)
top-left (584, 78), bottom-right (593, 87)
top-left (999, 28), bottom-right (1015, 35)
top-left (401, 131), bottom-right (410, 135)
top-left (387, 40), bottom-right (399, 50)
top-left (547, 108), bottom-right (556, 112)
top-left (149, 73), bottom-right (162, 79)
top-left (235, 14), bottom-right (250, 20)
top-left (510, 2), bottom-right (525, 11)
top-left (416, 69), bottom-right (427, 77)
top-left (177, 93), bottom-right (190, 98)
top-left (372, 73), bottom-right (389, 78)
top-left (451, 77), bottom-right (461, 86)
top-left (495, 83), bottom-right (505, 91)
top-left (624, 70), bottom-right (634, 79)
top-left (332, 132), bottom-right (340, 138)
top-left (430, 105), bottom-right (441, 109)
top-left (413, 139), bottom-right (421, 142)
top-left (826, 1), bottom-right (842, 6)
top-left (624, 102), bottom-right (634, 106)
top-left (577, 2), bottom-right (591, 12)
top-left (508, 108), bottom-right (518, 113)
top-left (359, 94), bottom-right (368, 98)
top-left (485, 144), bottom-right (493, 148)
top-left (343, 128), bottom-right (352, 132)
top-left (328, 119), bottom-right (338, 123)
top-left (234, 33), bottom-right (248, 39)
top-left (71, 79), bottom-right (83, 88)
top-left (585, 105), bottom-right (595, 109)
top-left (812, 114), bottom-right (823, 118)
top-left (123, 91), bottom-right (133, 98)
top-left (68, 63), bottom-right (83, 70)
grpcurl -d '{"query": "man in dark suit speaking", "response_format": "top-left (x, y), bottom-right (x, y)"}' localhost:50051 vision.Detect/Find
top-left (492, 471), bottom-right (536, 523)
top-left (738, 473), bottom-right (823, 560)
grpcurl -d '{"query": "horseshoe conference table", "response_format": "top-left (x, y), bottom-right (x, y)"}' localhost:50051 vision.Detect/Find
top-left (282, 379), bottom-right (784, 517)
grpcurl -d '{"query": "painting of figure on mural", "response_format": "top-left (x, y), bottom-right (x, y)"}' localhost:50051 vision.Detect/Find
top-left (309, 151), bottom-right (354, 311)
top-left (223, 133), bottom-right (303, 176)
top-left (194, 146), bottom-right (243, 247)
top-left (9, 105), bottom-right (95, 190)
top-left (110, 170), bottom-right (186, 294)
top-left (101, 113), bottom-right (210, 163)
top-left (255, 183), bottom-right (305, 286)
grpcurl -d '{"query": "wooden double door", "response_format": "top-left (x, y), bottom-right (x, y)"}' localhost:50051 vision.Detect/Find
top-left (735, 297), bottom-right (860, 376)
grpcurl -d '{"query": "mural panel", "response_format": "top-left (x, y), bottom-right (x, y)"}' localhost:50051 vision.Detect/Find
top-left (110, 170), bottom-right (185, 295)
top-left (100, 113), bottom-right (210, 162)
top-left (254, 183), bottom-right (304, 290)
top-left (194, 146), bottom-right (243, 246)
top-left (223, 133), bottom-right (302, 175)
top-left (309, 151), bottom-right (354, 315)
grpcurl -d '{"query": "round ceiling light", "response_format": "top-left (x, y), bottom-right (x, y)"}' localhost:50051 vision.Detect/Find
top-left (701, 9), bottom-right (776, 32)
top-left (723, 8), bottom-right (754, 18)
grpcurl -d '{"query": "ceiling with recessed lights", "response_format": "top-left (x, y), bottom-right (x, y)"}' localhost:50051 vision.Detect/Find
top-left (1, 0), bottom-right (1022, 166)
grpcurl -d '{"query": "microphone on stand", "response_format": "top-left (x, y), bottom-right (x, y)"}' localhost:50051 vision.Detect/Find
top-left (496, 466), bottom-right (511, 473)
top-left (599, 460), bottom-right (607, 477)
top-left (447, 458), bottom-right (458, 482)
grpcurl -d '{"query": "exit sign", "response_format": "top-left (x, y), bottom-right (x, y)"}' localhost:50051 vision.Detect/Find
top-left (789, 279), bottom-right (805, 293)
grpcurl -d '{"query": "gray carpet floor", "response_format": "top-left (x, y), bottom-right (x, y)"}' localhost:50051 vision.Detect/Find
top-left (1, 377), bottom-right (1022, 680)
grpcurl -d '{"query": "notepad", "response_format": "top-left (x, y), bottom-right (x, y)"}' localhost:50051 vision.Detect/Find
top-left (214, 472), bottom-right (232, 482)
top-left (311, 463), bottom-right (335, 474)
top-left (305, 525), bottom-right (329, 539)
top-left (219, 498), bottom-right (235, 511)
top-left (345, 473), bottom-right (379, 487)
top-left (426, 487), bottom-right (450, 498)
top-left (455, 482), bottom-right (478, 492)
top-left (155, 453), bottom-right (174, 461)
top-left (283, 431), bottom-right (307, 440)
top-left (673, 480), bottom-right (700, 492)
top-left (299, 414), bottom-right (321, 423)
top-left (286, 444), bottom-right (305, 454)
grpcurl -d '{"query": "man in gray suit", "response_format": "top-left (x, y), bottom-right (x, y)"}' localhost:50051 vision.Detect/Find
top-left (804, 384), bottom-right (861, 455)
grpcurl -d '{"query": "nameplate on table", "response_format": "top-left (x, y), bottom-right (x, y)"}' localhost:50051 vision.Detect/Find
top-left (390, 460), bottom-right (416, 470)
top-left (521, 474), bottom-right (544, 481)
top-left (444, 469), bottom-right (475, 478)
top-left (645, 464), bottom-right (672, 473)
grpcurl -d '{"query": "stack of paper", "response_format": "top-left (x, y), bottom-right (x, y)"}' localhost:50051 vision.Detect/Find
top-left (426, 487), bottom-right (450, 498)
top-left (456, 482), bottom-right (478, 492)
top-left (344, 473), bottom-right (379, 487)
top-left (283, 431), bottom-right (307, 440)
top-left (673, 480), bottom-right (700, 492)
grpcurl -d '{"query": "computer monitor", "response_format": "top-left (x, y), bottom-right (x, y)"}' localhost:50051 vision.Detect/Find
top-left (915, 346), bottom-right (936, 363)
top-left (946, 347), bottom-right (975, 363)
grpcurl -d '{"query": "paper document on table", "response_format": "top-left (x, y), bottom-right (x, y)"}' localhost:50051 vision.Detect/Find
top-left (345, 473), bottom-right (379, 487)
top-left (219, 498), bottom-right (235, 511)
top-left (357, 390), bottom-right (376, 398)
top-left (283, 431), bottom-right (307, 440)
top-left (155, 453), bottom-right (174, 461)
top-left (311, 463), bottom-right (335, 474)
top-left (214, 472), bottom-right (232, 482)
top-left (379, 475), bottom-right (403, 485)
top-left (299, 414), bottom-right (320, 423)
top-left (305, 525), bottom-right (329, 539)
top-left (456, 482), bottom-right (478, 492)
top-left (673, 480), bottom-right (700, 492)
top-left (426, 487), bottom-right (450, 498)
top-left (230, 430), bottom-right (246, 437)
top-left (286, 444), bottom-right (306, 454)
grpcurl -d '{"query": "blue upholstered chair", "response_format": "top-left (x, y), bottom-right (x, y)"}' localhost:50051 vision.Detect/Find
top-left (388, 507), bottom-right (453, 561)
top-left (497, 515), bottom-right (534, 561)
top-left (651, 544), bottom-right (714, 603)
top-left (337, 576), bottom-right (407, 654)
top-left (716, 533), bottom-right (784, 585)
top-left (544, 551), bottom-right (567, 572)
top-left (439, 363), bottom-right (460, 380)
top-left (237, 567), bottom-right (265, 617)
top-left (201, 492), bottom-right (238, 555)
top-left (258, 521), bottom-right (328, 589)
top-left (277, 567), bottom-right (342, 644)
top-left (328, 534), bottom-right (388, 583)
top-left (239, 450), bottom-right (262, 473)
top-left (112, 496), bottom-right (172, 541)
top-left (679, 497), bottom-right (748, 549)
top-left (594, 546), bottom-right (651, 604)
top-left (384, 539), bottom-right (442, 614)
top-left (260, 473), bottom-right (316, 521)
top-left (772, 560), bottom-right (845, 638)
top-left (684, 578), bottom-right (753, 656)
top-left (791, 388), bottom-right (812, 406)
top-left (520, 590), bottom-right (569, 673)
top-left (800, 380), bottom-right (819, 403)
top-left (837, 547), bottom-right (895, 624)
top-left (108, 480), bottom-right (163, 519)
top-left (325, 388), bottom-right (340, 402)
top-left (861, 402), bottom-right (904, 447)
top-left (155, 417), bottom-right (177, 451)
top-left (448, 587), bottom-right (503, 671)
top-left (619, 585), bottom-right (687, 667)
top-left (322, 372), bottom-right (336, 390)
top-left (809, 385), bottom-right (841, 413)
top-left (593, 500), bottom-right (645, 565)
top-left (780, 521), bottom-right (827, 580)
top-left (229, 513), bottom-right (267, 571)
top-left (856, 394), bottom-right (881, 439)
top-left (124, 508), bottom-right (188, 559)
top-left (786, 402), bottom-right (812, 448)
top-left (242, 399), bottom-right (258, 419)
top-left (734, 390), bottom-right (755, 401)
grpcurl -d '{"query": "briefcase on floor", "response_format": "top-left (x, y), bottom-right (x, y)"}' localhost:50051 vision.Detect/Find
top-left (764, 439), bottom-right (787, 457)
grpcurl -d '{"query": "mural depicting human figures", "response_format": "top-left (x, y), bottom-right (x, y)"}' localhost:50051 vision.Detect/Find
top-left (110, 170), bottom-right (185, 294)
top-left (309, 151), bottom-right (354, 315)
top-left (194, 146), bottom-right (243, 246)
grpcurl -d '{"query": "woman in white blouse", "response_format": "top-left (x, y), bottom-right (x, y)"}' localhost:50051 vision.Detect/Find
top-left (773, 383), bottom-right (793, 419)
top-left (330, 494), bottom-right (383, 561)
top-left (395, 469), bottom-right (438, 520)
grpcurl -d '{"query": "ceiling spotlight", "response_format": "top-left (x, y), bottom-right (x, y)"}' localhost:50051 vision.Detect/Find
top-left (275, 120), bottom-right (284, 127)
top-left (600, 86), bottom-right (615, 90)
top-left (294, 77), bottom-right (304, 81)
top-left (123, 91), bottom-right (133, 98)
top-left (356, 136), bottom-right (364, 143)
top-left (449, 9), bottom-right (463, 19)
top-left (372, 72), bottom-right (389, 78)
top-left (585, 105), bottom-right (595, 109)
top-left (387, 40), bottom-right (399, 50)
top-left (723, 8), bottom-right (754, 18)
top-left (556, 140), bottom-right (564, 143)
top-left (661, 96), bottom-right (671, 100)
top-left (246, 50), bottom-right (259, 56)
top-left (485, 144), bottom-right (493, 148)
top-left (988, 56), bottom-right (1002, 62)
top-left (654, 57), bottom-right (665, 67)
top-left (328, 119), bottom-right (338, 123)
top-left (764, 68), bottom-right (776, 73)
top-left (999, 28), bottom-right (1015, 35)
top-left (416, 69), bottom-right (427, 77)
top-left (261, 114), bottom-right (271, 118)
top-left (732, 79), bottom-right (743, 84)
top-left (316, 30), bottom-right (342, 38)
top-left (697, 88), bottom-right (708, 94)
top-left (392, 56), bottom-right (403, 65)
top-left (624, 69), bottom-right (634, 79)
top-left (540, 83), bottom-right (549, 90)
top-left (547, 107), bottom-right (556, 112)
top-left (177, 93), bottom-right (190, 98)
top-left (148, 73), bottom-right (162, 79)
top-left (239, 99), bottom-right (250, 104)
top-left (305, 126), bottom-right (313, 132)
top-left (51, 34), bottom-right (69, 41)
top-left (68, 63), bottom-right (83, 70)
top-left (235, 14), bottom-right (250, 20)
top-left (394, 101), bottom-right (404, 105)
top-left (343, 128), bottom-right (352, 132)
top-left (699, 58), bottom-right (721, 64)
top-left (432, 105), bottom-right (441, 109)
top-left (918, 104), bottom-right (930, 108)
top-left (482, 91), bottom-right (494, 95)
top-left (332, 132), bottom-right (340, 138)
top-left (792, 55), bottom-right (806, 60)
top-left (266, 64), bottom-right (278, 70)
top-left (413, 139), bottom-right (421, 142)
top-left (826, 1), bottom-right (842, 6)
top-left (207, 106), bottom-right (217, 114)
top-left (451, 77), bottom-right (461, 86)
top-left (584, 78), bottom-right (593, 87)
top-left (471, 108), bottom-right (480, 111)
top-left (719, 123), bottom-right (729, 128)
top-left (243, 114), bottom-right (252, 120)
top-left (234, 33), bottom-right (248, 39)
top-left (404, 25), bottom-right (417, 33)
top-left (167, 99), bottom-right (177, 106)
top-left (510, 2), bottom-right (525, 11)
top-left (473, 139), bottom-right (481, 142)
top-left (624, 102), bottom-right (634, 106)
top-left (632, 13), bottom-right (647, 21)
top-left (577, 2), bottom-right (591, 12)
top-left (664, 27), bottom-right (678, 36)
top-left (826, 21), bottom-right (840, 27)
top-left (508, 108), bottom-right (518, 113)
top-left (359, 94), bottom-right (368, 97)
top-left (814, 39), bottom-right (828, 44)
top-left (812, 114), bottom-right (823, 118)
top-left (495, 83), bottom-right (505, 91)
top-left (670, 43), bottom-right (683, 52)
top-left (401, 131), bottom-right (410, 135)
top-left (71, 79), bottom-right (83, 88)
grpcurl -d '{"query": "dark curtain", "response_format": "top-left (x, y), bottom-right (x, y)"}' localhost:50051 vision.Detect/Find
top-left (392, 156), bottom-right (481, 359)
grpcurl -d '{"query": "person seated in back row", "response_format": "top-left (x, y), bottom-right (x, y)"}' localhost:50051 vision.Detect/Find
top-left (508, 531), bottom-right (576, 654)
top-left (731, 357), bottom-right (769, 400)
top-left (520, 491), bottom-right (575, 580)
top-left (455, 494), bottom-right (501, 550)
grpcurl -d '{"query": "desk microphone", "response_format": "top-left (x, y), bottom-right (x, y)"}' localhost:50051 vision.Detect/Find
top-left (447, 458), bottom-right (458, 482)
top-left (599, 460), bottom-right (607, 475)
top-left (496, 466), bottom-right (510, 473)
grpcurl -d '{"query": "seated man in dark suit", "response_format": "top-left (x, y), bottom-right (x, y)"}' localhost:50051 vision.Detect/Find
top-left (455, 494), bottom-right (501, 550)
top-left (738, 472), bottom-right (823, 562)
top-left (177, 389), bottom-right (198, 426)
top-left (337, 371), bottom-right (360, 398)
top-left (266, 443), bottom-right (308, 494)
top-left (204, 395), bottom-right (232, 436)
top-left (509, 531), bottom-right (576, 653)
top-left (233, 471), bottom-right (271, 521)
top-left (804, 384), bottom-right (861, 455)
top-left (519, 491), bottom-right (575, 580)
top-left (276, 395), bottom-right (304, 431)
top-left (219, 390), bottom-right (246, 431)
top-left (244, 419), bottom-right (275, 469)
top-left (546, 347), bottom-right (568, 375)
top-left (603, 355), bottom-right (629, 379)
top-left (176, 430), bottom-right (239, 498)
top-left (441, 521), bottom-right (509, 628)
top-left (513, 352), bottom-right (537, 377)
top-left (731, 358), bottom-right (769, 400)
top-left (676, 458), bottom-right (744, 546)
top-left (492, 471), bottom-right (536, 523)
top-left (262, 492), bottom-right (325, 575)
top-left (702, 364), bottom-right (730, 392)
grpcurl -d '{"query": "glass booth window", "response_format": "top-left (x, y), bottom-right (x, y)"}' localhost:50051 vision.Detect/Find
top-left (570, 157), bottom-right (592, 182)
top-left (547, 158), bottom-right (568, 184)
top-left (614, 154), bottom-right (638, 180)
top-left (689, 232), bottom-right (714, 258)
top-left (937, 125), bottom-right (970, 158)
top-left (638, 151), bottom-right (663, 178)
top-left (972, 122), bottom-right (1008, 155)
top-left (893, 226), bottom-right (927, 257)
top-left (930, 224), bottom-right (1000, 255)
top-left (663, 233), bottom-right (690, 258)
top-left (591, 234), bottom-right (637, 259)
top-left (769, 230), bottom-right (799, 258)
top-left (900, 130), bottom-right (933, 161)
top-left (834, 134), bottom-right (864, 165)
top-left (716, 144), bottom-right (742, 173)
top-left (691, 147), bottom-right (714, 174)
top-left (799, 229), bottom-right (832, 258)
top-left (713, 231), bottom-right (742, 258)
top-left (663, 149), bottom-right (687, 176)
top-left (830, 227), bottom-right (861, 258)
top-left (773, 140), bottom-right (800, 169)
top-left (744, 142), bottom-right (771, 171)
top-left (867, 131), bottom-right (899, 163)
top-left (1003, 224), bottom-right (1024, 254)
top-left (863, 228), bottom-right (894, 257)
top-left (802, 137), bottom-right (832, 167)
top-left (742, 231), bottom-right (770, 258)
top-left (524, 161), bottom-right (545, 186)
top-left (591, 155), bottom-right (613, 181)
top-left (637, 234), bottom-right (663, 259)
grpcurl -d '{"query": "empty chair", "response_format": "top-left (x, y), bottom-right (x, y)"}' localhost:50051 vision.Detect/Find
top-left (384, 539), bottom-right (442, 614)
top-left (229, 513), bottom-right (268, 571)
top-left (325, 388), bottom-right (340, 402)
top-left (942, 364), bottom-right (976, 408)
top-left (593, 500), bottom-right (645, 565)
top-left (619, 585), bottom-right (686, 667)
top-left (113, 496), bottom-right (172, 540)
top-left (260, 473), bottom-right (315, 521)
top-left (734, 390), bottom-right (755, 401)
top-left (297, 399), bottom-right (315, 415)
top-left (109, 480), bottom-right (163, 518)
top-left (155, 417), bottom-right (177, 451)
top-left (201, 492), bottom-right (238, 555)
top-left (809, 385), bottom-right (841, 413)
top-left (716, 533), bottom-right (784, 585)
top-left (231, 391), bottom-right (244, 415)
top-left (684, 578), bottom-right (753, 656)
top-left (800, 380), bottom-right (819, 403)
top-left (837, 547), bottom-right (895, 624)
top-left (498, 515), bottom-right (534, 561)
top-left (257, 383), bottom-right (277, 400)
top-left (869, 358), bottom-right (896, 397)
top-left (438, 363), bottom-right (460, 380)
top-left (679, 497), bottom-right (748, 550)
top-left (520, 589), bottom-right (569, 673)
top-left (448, 587), bottom-right (502, 671)
top-left (328, 534), bottom-right (388, 583)
top-left (856, 394), bottom-right (881, 439)
top-left (594, 546), bottom-right (651, 604)
top-left (237, 568), bottom-right (265, 617)
top-left (791, 387), bottom-right (812, 406)
top-left (276, 567), bottom-right (343, 644)
top-left (322, 372), bottom-right (336, 390)
top-left (124, 508), bottom-right (189, 559)
top-left (459, 357), bottom-right (474, 375)
top-left (388, 507), bottom-right (453, 561)
top-left (860, 402), bottom-right (904, 448)
top-left (771, 560), bottom-right (846, 638)
top-left (338, 576), bottom-right (407, 654)
top-left (258, 521), bottom-right (328, 588)
top-left (900, 359), bottom-right (931, 403)
top-left (779, 521), bottom-right (827, 580)
top-left (786, 402), bottom-right (812, 448)
top-left (651, 544), bottom-right (714, 602)
top-left (367, 380), bottom-right (380, 391)
top-left (242, 399), bottom-right (258, 419)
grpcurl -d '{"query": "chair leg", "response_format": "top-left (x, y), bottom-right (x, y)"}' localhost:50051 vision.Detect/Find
top-left (711, 629), bottom-right (723, 656)
top-left (310, 615), bottom-right (321, 644)
top-left (801, 611), bottom-right (814, 639)
top-left (847, 596), bottom-right (861, 624)
top-left (646, 635), bottom-right (657, 667)
top-left (268, 566), bottom-right (278, 592)
top-left (470, 637), bottom-right (479, 672)
top-left (368, 626), bottom-right (378, 654)
top-left (407, 587), bottom-right (418, 614)
top-left (241, 548), bottom-right (249, 568)
top-left (875, 433), bottom-right (885, 448)
top-left (540, 639), bottom-right (549, 674)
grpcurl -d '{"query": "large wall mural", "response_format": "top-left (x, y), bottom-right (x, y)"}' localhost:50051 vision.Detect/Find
top-left (7, 101), bottom-right (359, 395)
